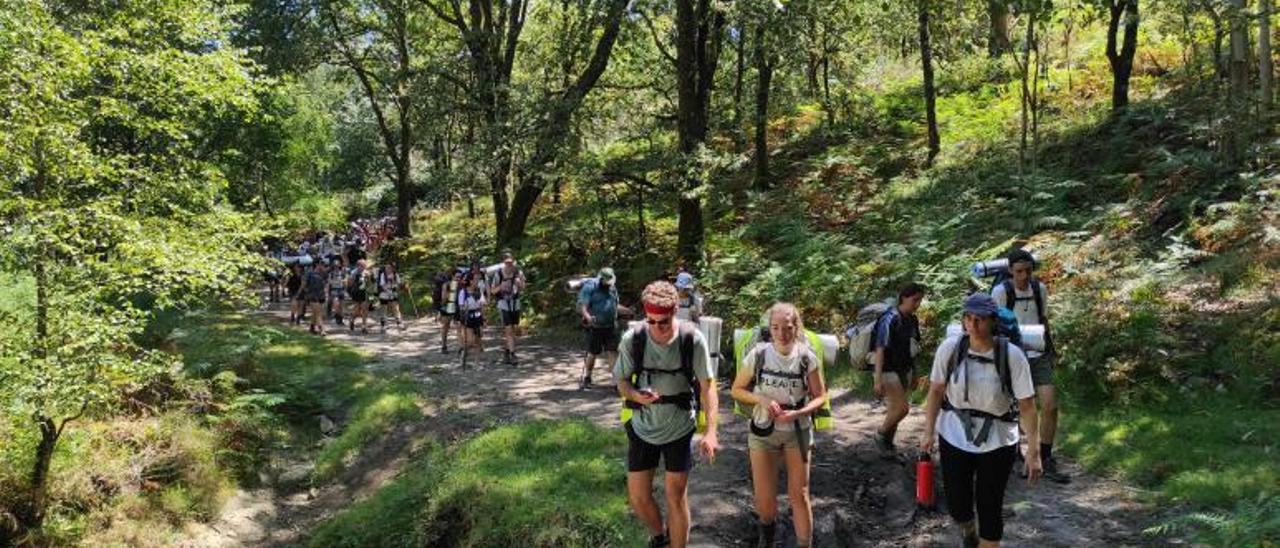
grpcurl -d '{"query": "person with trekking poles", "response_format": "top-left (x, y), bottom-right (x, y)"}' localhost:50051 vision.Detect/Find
top-left (491, 250), bottom-right (526, 366)
top-left (578, 267), bottom-right (620, 390)
top-left (348, 259), bottom-right (373, 334)
top-left (376, 263), bottom-right (405, 332)
top-left (457, 271), bottom-right (487, 365)
top-left (872, 282), bottom-right (927, 455)
top-left (920, 292), bottom-right (1042, 548)
top-left (301, 260), bottom-right (329, 336)
top-left (615, 280), bottom-right (719, 548)
top-left (730, 302), bottom-right (827, 548)
top-left (433, 268), bottom-right (457, 353)
top-left (991, 249), bottom-right (1069, 484)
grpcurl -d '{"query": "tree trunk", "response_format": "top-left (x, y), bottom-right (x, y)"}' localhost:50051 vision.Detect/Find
top-left (1227, 0), bottom-right (1251, 162)
top-left (988, 0), bottom-right (1011, 57)
top-left (919, 0), bottom-right (940, 167)
top-left (674, 0), bottom-right (724, 267)
top-left (733, 27), bottom-right (746, 150)
top-left (1019, 14), bottom-right (1035, 174)
top-left (1260, 0), bottom-right (1274, 116)
top-left (753, 23), bottom-right (773, 189)
top-left (20, 141), bottom-right (54, 534)
top-left (1106, 0), bottom-right (1140, 112)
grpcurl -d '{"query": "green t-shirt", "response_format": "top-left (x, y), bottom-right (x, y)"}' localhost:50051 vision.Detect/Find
top-left (613, 324), bottom-right (714, 445)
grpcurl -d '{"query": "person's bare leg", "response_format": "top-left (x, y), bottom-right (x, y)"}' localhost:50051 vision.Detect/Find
top-left (1038, 385), bottom-right (1058, 447)
top-left (440, 317), bottom-right (451, 350)
top-left (627, 470), bottom-right (664, 536)
top-left (664, 471), bottom-right (690, 548)
top-left (879, 376), bottom-right (909, 441)
top-left (784, 446), bottom-right (814, 546)
top-left (749, 449), bottom-right (779, 523)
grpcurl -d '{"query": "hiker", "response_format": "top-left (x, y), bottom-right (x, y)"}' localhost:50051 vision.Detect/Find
top-left (457, 272), bottom-right (487, 357)
top-left (262, 246), bottom-right (282, 303)
top-left (286, 263), bottom-right (304, 325)
top-left (301, 260), bottom-right (329, 335)
top-left (327, 257), bottom-right (347, 325)
top-left (491, 250), bottom-right (526, 365)
top-left (730, 303), bottom-right (827, 548)
top-left (348, 259), bottom-right (373, 334)
top-left (577, 267), bottom-right (620, 390)
top-left (433, 268), bottom-right (456, 353)
top-left (920, 292), bottom-right (1042, 548)
top-left (674, 272), bottom-right (702, 322)
top-left (872, 282), bottom-right (927, 453)
top-left (377, 263), bottom-right (405, 332)
top-left (615, 280), bottom-right (719, 548)
top-left (990, 250), bottom-right (1069, 483)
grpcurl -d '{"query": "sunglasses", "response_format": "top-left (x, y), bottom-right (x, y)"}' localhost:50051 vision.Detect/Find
top-left (646, 315), bottom-right (673, 326)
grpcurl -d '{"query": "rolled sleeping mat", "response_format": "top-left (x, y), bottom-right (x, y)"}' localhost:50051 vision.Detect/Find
top-left (699, 316), bottom-right (723, 358)
top-left (971, 258), bottom-right (1010, 278)
top-left (945, 323), bottom-right (1045, 353)
top-left (565, 277), bottom-right (594, 293)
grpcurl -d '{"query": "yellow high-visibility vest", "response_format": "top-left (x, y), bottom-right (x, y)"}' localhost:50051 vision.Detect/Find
top-left (732, 327), bottom-right (833, 431)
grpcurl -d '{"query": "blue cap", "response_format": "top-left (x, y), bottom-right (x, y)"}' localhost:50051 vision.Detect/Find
top-left (675, 272), bottom-right (694, 289)
top-left (962, 292), bottom-right (999, 318)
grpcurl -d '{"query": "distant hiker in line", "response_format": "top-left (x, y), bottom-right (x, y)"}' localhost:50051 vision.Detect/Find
top-left (432, 268), bottom-right (456, 353)
top-left (327, 257), bottom-right (347, 325)
top-left (673, 271), bottom-right (702, 322)
top-left (991, 249), bottom-right (1069, 484)
top-left (731, 303), bottom-right (827, 548)
top-left (615, 280), bottom-right (719, 548)
top-left (577, 267), bottom-right (619, 390)
top-left (287, 263), bottom-right (304, 325)
top-left (377, 263), bottom-right (405, 332)
top-left (491, 250), bottom-right (526, 365)
top-left (301, 261), bottom-right (329, 336)
top-left (262, 246), bottom-right (282, 303)
top-left (457, 271), bottom-right (487, 358)
top-left (921, 292), bottom-right (1042, 548)
top-left (872, 282), bottom-right (926, 454)
top-left (348, 259), bottom-right (373, 334)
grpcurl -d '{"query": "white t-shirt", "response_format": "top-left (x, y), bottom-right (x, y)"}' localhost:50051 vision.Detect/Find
top-left (676, 291), bottom-right (702, 321)
top-left (930, 336), bottom-right (1035, 454)
top-left (458, 287), bottom-right (486, 316)
top-left (378, 272), bottom-right (400, 300)
top-left (494, 267), bottom-right (523, 312)
top-left (991, 280), bottom-right (1048, 358)
top-left (742, 343), bottom-right (819, 432)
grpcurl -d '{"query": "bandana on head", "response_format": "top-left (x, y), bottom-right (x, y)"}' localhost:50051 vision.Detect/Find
top-left (644, 302), bottom-right (675, 317)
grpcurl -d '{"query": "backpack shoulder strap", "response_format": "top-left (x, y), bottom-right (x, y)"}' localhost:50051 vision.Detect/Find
top-left (749, 344), bottom-right (769, 389)
top-left (630, 326), bottom-right (648, 379)
top-left (1031, 279), bottom-right (1047, 324)
top-left (946, 335), bottom-right (970, 384)
top-left (996, 336), bottom-right (1013, 397)
top-left (1001, 279), bottom-right (1016, 311)
top-left (679, 323), bottom-right (697, 383)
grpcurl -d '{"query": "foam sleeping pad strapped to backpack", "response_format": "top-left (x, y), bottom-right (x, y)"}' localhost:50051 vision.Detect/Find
top-left (946, 323), bottom-right (1046, 353)
top-left (731, 326), bottom-right (833, 431)
top-left (618, 322), bottom-right (708, 434)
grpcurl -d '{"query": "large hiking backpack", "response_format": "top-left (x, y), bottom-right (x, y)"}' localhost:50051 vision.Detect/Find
top-left (994, 307), bottom-right (1023, 348)
top-left (732, 326), bottom-right (833, 431)
top-left (845, 299), bottom-right (896, 371)
top-left (942, 334), bottom-right (1019, 445)
top-left (619, 323), bottom-right (707, 434)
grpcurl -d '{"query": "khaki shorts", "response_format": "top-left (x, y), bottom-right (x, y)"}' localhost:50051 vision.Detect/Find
top-left (1030, 354), bottom-right (1055, 387)
top-left (748, 426), bottom-right (813, 453)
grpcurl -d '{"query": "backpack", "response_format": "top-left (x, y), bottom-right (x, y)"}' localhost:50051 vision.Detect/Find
top-left (845, 299), bottom-right (895, 370)
top-left (732, 326), bottom-right (834, 431)
top-left (945, 335), bottom-right (1015, 401)
top-left (739, 343), bottom-right (816, 424)
top-left (497, 268), bottom-right (521, 309)
top-left (994, 307), bottom-right (1023, 348)
top-left (997, 278), bottom-right (1046, 326)
top-left (942, 334), bottom-right (1020, 445)
top-left (619, 323), bottom-right (707, 434)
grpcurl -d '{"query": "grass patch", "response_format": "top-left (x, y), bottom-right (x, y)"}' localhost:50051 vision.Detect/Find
top-left (1061, 393), bottom-right (1280, 507)
top-left (311, 419), bottom-right (647, 548)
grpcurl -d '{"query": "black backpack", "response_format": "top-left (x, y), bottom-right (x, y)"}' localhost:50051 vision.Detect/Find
top-left (999, 278), bottom-right (1047, 325)
top-left (624, 323), bottom-right (701, 414)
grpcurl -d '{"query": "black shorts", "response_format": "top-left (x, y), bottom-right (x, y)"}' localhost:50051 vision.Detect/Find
top-left (626, 423), bottom-right (695, 473)
top-left (308, 297), bottom-right (325, 304)
top-left (501, 309), bottom-right (520, 327)
top-left (350, 290), bottom-right (367, 303)
top-left (464, 314), bottom-right (484, 330)
top-left (380, 297), bottom-right (398, 305)
top-left (586, 326), bottom-right (619, 356)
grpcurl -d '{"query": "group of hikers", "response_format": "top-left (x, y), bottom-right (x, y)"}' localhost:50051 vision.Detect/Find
top-left (261, 241), bottom-right (1066, 548)
top-left (577, 250), bottom-right (1066, 548)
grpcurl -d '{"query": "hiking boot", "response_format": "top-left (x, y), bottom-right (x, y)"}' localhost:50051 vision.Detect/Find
top-left (441, 345), bottom-right (449, 354)
top-left (648, 531), bottom-right (669, 548)
top-left (508, 351), bottom-right (518, 366)
top-left (1043, 457), bottom-right (1072, 484)
top-left (756, 521), bottom-right (777, 548)
top-left (961, 532), bottom-right (979, 548)
top-left (876, 431), bottom-right (896, 456)
top-left (578, 376), bottom-right (591, 390)
top-left (380, 318), bottom-right (386, 330)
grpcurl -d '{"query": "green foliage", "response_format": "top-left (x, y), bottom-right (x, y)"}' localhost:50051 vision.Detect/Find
top-left (1145, 495), bottom-right (1280, 546)
top-left (311, 420), bottom-right (646, 548)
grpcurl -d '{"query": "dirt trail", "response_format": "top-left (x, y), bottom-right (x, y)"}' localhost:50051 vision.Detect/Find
top-left (188, 302), bottom-right (1162, 547)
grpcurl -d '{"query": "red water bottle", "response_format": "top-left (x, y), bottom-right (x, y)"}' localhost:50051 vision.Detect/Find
top-left (916, 452), bottom-right (935, 509)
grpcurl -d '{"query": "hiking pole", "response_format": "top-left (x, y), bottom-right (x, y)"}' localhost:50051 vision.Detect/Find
top-left (405, 284), bottom-right (421, 319)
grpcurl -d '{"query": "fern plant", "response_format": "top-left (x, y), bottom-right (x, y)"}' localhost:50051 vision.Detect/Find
top-left (1144, 494), bottom-right (1280, 547)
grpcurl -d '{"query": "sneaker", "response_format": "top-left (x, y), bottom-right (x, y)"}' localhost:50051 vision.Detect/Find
top-left (380, 318), bottom-right (386, 330)
top-left (1043, 457), bottom-right (1072, 484)
top-left (578, 376), bottom-right (591, 390)
top-left (876, 431), bottom-right (896, 455)
top-left (441, 345), bottom-right (449, 354)
top-left (961, 532), bottom-right (979, 548)
top-left (508, 351), bottom-right (518, 366)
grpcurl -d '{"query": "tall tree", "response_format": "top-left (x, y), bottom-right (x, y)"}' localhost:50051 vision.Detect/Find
top-left (1103, 0), bottom-right (1140, 111)
top-left (424, 0), bottom-right (629, 247)
top-left (918, 0), bottom-right (940, 166)
top-left (674, 0), bottom-right (726, 266)
top-left (1263, 0), bottom-right (1275, 117)
top-left (323, 0), bottom-right (419, 237)
top-left (988, 0), bottom-right (1012, 56)
top-left (753, 16), bottom-right (777, 188)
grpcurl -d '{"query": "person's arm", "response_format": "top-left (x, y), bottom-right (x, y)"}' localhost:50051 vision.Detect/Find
top-left (919, 381), bottom-right (946, 452)
top-left (729, 355), bottom-right (764, 406)
top-left (1018, 397), bottom-right (1042, 482)
top-left (794, 365), bottom-right (828, 417)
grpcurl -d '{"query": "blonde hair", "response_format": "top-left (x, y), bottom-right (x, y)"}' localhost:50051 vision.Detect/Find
top-left (767, 302), bottom-right (806, 335)
top-left (641, 280), bottom-right (679, 310)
